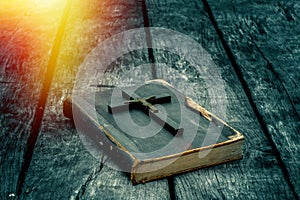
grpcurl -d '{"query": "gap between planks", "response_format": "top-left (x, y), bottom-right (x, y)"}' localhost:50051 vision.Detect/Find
top-left (141, 0), bottom-right (157, 79)
top-left (16, 0), bottom-right (73, 196)
top-left (201, 0), bottom-right (299, 199)
top-left (141, 0), bottom-right (179, 198)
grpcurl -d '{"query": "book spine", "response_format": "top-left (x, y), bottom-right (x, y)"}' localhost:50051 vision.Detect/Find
top-left (63, 96), bottom-right (136, 172)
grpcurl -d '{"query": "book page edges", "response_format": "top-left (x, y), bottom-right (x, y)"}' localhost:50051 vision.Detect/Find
top-left (131, 139), bottom-right (244, 184)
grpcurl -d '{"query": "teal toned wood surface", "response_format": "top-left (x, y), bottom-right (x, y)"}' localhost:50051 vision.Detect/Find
top-left (205, 0), bottom-right (300, 197)
top-left (146, 0), bottom-right (296, 199)
top-left (20, 0), bottom-right (169, 199)
top-left (0, 2), bottom-right (65, 198)
top-left (0, 0), bottom-right (299, 199)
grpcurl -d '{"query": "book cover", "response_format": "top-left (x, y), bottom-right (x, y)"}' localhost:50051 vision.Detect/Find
top-left (64, 79), bottom-right (244, 184)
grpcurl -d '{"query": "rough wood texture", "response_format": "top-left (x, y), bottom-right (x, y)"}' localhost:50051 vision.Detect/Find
top-left (146, 0), bottom-right (296, 199)
top-left (1, 0), bottom-right (299, 199)
top-left (20, 0), bottom-right (169, 199)
top-left (205, 0), bottom-right (300, 196)
top-left (0, 2), bottom-right (64, 198)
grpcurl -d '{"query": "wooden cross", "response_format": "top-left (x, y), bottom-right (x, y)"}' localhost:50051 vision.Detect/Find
top-left (108, 90), bottom-right (184, 136)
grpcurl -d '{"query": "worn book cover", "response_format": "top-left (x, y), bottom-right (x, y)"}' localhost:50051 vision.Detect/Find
top-left (64, 79), bottom-right (244, 184)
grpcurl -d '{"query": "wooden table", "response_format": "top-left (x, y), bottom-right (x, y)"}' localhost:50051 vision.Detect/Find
top-left (1, 0), bottom-right (299, 199)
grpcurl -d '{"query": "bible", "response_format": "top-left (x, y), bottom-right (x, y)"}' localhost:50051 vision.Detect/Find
top-left (63, 79), bottom-right (244, 184)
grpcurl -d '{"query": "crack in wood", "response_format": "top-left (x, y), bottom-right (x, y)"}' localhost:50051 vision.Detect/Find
top-left (75, 162), bottom-right (104, 200)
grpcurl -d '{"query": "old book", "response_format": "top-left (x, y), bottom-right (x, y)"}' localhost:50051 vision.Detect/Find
top-left (63, 79), bottom-right (244, 184)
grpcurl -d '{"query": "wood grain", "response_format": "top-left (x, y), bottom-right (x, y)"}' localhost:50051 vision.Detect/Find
top-left (20, 0), bottom-right (170, 199)
top-left (0, 3), bottom-right (64, 198)
top-left (2, 0), bottom-right (298, 199)
top-left (145, 0), bottom-right (295, 199)
top-left (205, 0), bottom-right (300, 196)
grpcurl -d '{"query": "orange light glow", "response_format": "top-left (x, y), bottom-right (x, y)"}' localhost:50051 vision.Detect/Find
top-left (0, 0), bottom-right (93, 86)
top-left (0, 0), bottom-right (67, 83)
top-left (33, 0), bottom-right (64, 7)
top-left (0, 0), bottom-right (66, 12)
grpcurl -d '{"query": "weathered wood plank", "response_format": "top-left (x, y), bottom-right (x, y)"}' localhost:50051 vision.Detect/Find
top-left (21, 0), bottom-right (170, 199)
top-left (205, 0), bottom-right (300, 196)
top-left (145, 0), bottom-right (295, 199)
top-left (0, 2), bottom-right (65, 198)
